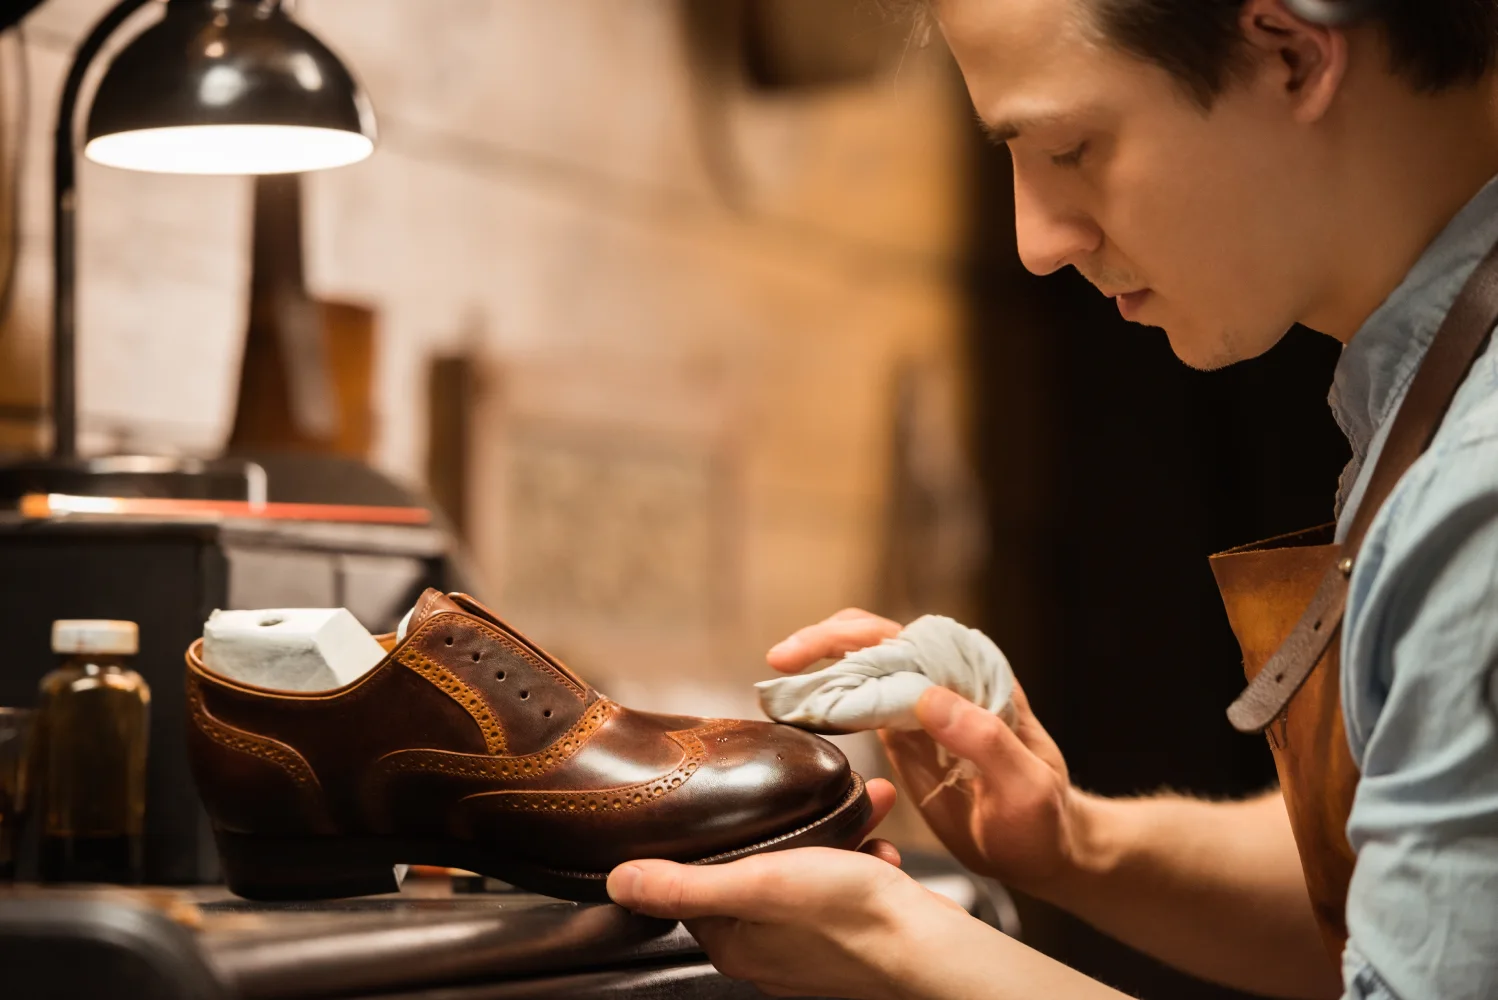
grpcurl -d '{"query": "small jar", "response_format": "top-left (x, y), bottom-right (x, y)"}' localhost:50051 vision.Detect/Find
top-left (36, 620), bottom-right (150, 884)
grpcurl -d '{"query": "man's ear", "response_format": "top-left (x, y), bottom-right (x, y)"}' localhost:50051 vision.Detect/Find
top-left (1240, 0), bottom-right (1349, 123)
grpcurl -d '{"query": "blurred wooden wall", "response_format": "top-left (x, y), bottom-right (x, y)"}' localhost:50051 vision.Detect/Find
top-left (0, 3), bottom-right (978, 770)
top-left (300, 0), bottom-right (979, 744)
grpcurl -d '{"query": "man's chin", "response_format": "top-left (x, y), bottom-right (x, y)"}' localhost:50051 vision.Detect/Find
top-left (1160, 324), bottom-right (1262, 373)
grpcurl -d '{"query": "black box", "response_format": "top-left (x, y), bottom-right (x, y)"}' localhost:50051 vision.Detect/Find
top-left (0, 514), bottom-right (453, 883)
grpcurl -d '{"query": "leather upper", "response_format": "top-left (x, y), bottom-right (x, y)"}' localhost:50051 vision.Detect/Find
top-left (186, 590), bottom-right (854, 870)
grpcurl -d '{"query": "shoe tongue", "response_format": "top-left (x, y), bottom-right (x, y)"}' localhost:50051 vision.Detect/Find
top-left (392, 590), bottom-right (588, 692)
top-left (396, 588), bottom-right (463, 641)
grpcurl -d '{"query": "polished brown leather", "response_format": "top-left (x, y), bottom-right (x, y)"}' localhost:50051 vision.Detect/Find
top-left (1211, 527), bottom-right (1358, 959)
top-left (1212, 235), bottom-right (1498, 957)
top-left (185, 589), bottom-right (870, 901)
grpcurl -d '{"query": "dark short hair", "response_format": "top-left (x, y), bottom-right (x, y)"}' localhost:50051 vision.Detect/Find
top-left (893, 1), bottom-right (1498, 107)
top-left (1093, 0), bottom-right (1498, 106)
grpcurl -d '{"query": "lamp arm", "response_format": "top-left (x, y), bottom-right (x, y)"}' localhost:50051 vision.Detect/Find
top-left (51, 0), bottom-right (156, 458)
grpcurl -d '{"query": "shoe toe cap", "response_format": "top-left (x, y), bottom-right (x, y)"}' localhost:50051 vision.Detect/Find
top-left (685, 719), bottom-right (854, 844)
top-left (457, 713), bottom-right (862, 873)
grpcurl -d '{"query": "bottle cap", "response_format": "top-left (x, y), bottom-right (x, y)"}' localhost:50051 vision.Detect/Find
top-left (51, 620), bottom-right (139, 656)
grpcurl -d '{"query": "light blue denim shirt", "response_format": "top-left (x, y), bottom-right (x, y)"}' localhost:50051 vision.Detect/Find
top-left (1333, 176), bottom-right (1498, 1000)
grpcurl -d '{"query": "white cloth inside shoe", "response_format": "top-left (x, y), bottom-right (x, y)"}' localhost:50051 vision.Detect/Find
top-left (203, 608), bottom-right (387, 692)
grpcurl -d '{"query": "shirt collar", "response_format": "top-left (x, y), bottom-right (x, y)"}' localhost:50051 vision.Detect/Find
top-left (1330, 175), bottom-right (1498, 492)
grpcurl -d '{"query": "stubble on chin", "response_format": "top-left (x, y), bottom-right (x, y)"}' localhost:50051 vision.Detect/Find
top-left (1165, 322), bottom-right (1254, 373)
top-left (1076, 265), bottom-right (1265, 373)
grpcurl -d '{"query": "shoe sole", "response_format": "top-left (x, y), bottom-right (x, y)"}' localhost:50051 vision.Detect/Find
top-left (214, 773), bottom-right (873, 903)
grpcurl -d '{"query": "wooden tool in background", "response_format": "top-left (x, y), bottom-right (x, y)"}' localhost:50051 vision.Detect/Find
top-left (227, 173), bottom-right (376, 459)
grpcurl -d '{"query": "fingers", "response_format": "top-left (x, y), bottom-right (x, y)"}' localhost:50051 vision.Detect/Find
top-left (864, 777), bottom-right (898, 834)
top-left (914, 686), bottom-right (1027, 768)
top-left (1003, 677), bottom-right (1068, 774)
top-left (859, 838), bottom-right (902, 867)
top-left (766, 610), bottom-right (902, 674)
top-left (1007, 675), bottom-right (1036, 717)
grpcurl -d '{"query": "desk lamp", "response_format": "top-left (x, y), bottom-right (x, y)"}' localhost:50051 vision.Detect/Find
top-left (0, 0), bottom-right (376, 505)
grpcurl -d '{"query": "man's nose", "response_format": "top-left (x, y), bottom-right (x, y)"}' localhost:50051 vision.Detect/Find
top-left (1012, 170), bottom-right (1101, 277)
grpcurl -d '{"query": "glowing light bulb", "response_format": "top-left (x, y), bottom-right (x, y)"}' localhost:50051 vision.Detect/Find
top-left (84, 124), bottom-right (373, 175)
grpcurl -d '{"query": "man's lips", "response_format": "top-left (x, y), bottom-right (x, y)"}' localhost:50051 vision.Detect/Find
top-left (1114, 289), bottom-right (1152, 321)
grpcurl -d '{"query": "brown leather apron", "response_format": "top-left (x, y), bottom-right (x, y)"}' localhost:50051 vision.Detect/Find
top-left (1208, 238), bottom-right (1498, 960)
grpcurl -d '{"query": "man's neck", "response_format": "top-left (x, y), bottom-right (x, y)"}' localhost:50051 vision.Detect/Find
top-left (1306, 80), bottom-right (1498, 344)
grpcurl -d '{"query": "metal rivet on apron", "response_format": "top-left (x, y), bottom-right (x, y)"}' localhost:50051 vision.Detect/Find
top-left (1338, 557), bottom-right (1354, 577)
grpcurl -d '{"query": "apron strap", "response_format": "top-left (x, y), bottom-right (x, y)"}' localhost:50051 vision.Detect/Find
top-left (1228, 235), bottom-right (1498, 733)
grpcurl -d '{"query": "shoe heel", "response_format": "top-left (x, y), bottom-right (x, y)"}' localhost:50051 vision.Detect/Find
top-left (214, 830), bottom-right (401, 901)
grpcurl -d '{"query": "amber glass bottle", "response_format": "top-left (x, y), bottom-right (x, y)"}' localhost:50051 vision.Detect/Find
top-left (36, 620), bottom-right (150, 884)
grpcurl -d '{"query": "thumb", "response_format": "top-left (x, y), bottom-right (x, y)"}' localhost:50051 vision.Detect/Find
top-left (914, 686), bottom-right (1026, 768)
top-left (608, 857), bottom-right (789, 922)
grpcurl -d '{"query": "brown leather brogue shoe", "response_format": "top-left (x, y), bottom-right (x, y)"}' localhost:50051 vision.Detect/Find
top-left (185, 589), bottom-right (871, 901)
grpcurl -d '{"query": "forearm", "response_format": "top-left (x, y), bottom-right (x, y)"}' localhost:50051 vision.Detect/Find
top-left (893, 906), bottom-right (1136, 1000)
top-left (1041, 790), bottom-right (1339, 999)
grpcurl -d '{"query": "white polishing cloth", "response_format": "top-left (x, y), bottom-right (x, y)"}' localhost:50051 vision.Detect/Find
top-left (755, 615), bottom-right (1018, 734)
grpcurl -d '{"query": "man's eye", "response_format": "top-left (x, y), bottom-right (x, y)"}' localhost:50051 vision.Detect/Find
top-left (1050, 142), bottom-right (1089, 168)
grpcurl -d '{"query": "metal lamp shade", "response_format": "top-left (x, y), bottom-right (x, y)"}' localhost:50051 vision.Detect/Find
top-left (84, 0), bottom-right (376, 175)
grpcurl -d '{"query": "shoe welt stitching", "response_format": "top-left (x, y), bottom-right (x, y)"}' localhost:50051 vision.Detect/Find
top-left (399, 647), bottom-right (508, 755)
top-left (188, 680), bottom-right (336, 834)
top-left (461, 720), bottom-right (743, 814)
top-left (380, 699), bottom-right (615, 780)
top-left (535, 774), bottom-right (866, 880)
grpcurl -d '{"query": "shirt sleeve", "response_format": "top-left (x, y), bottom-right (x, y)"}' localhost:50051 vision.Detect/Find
top-left (1340, 430), bottom-right (1498, 1000)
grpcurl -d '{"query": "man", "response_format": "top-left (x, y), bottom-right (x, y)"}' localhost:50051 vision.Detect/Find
top-left (605, 1), bottom-right (1498, 997)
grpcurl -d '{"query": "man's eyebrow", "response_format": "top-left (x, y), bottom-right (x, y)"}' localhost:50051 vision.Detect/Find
top-left (976, 112), bottom-right (1080, 146)
top-left (979, 117), bottom-right (1020, 145)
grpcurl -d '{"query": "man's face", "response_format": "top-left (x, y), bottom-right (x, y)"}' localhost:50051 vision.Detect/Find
top-left (941, 0), bottom-right (1336, 369)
